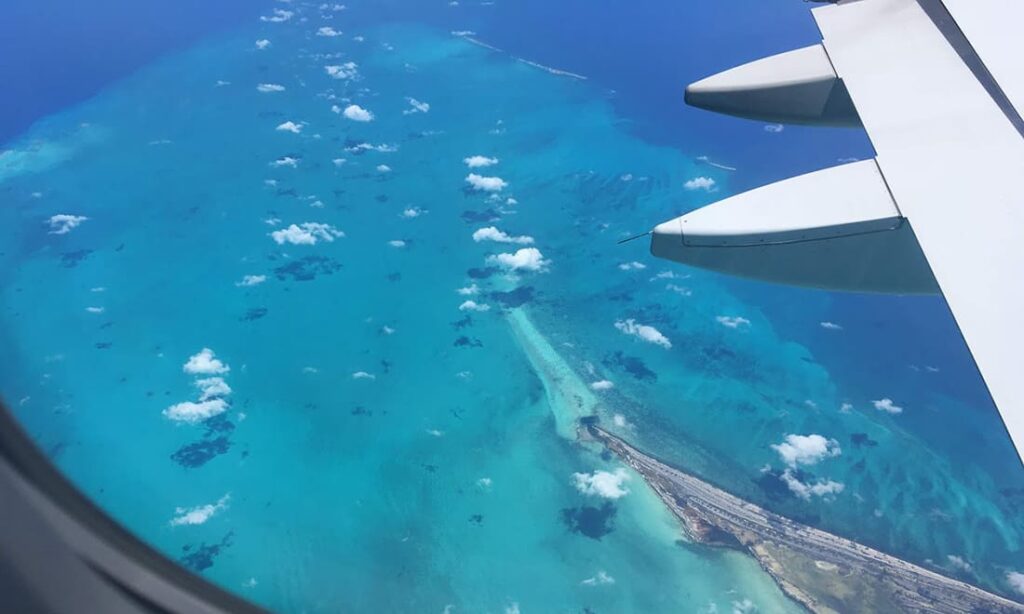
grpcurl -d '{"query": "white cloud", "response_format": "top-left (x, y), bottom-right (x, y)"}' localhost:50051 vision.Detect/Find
top-left (163, 399), bottom-right (229, 424)
top-left (85, 306), bottom-right (105, 314)
top-left (324, 62), bottom-right (358, 80)
top-left (270, 222), bottom-right (344, 245)
top-left (183, 348), bottom-right (230, 375)
top-left (820, 321), bottom-right (843, 330)
top-left (316, 26), bottom-right (342, 37)
top-left (255, 39), bottom-right (271, 50)
top-left (946, 555), bottom-right (972, 573)
top-left (403, 97), bottom-right (430, 115)
top-left (666, 284), bottom-right (692, 297)
top-left (276, 121), bottom-right (303, 133)
top-left (581, 571), bottom-right (615, 586)
top-left (332, 158), bottom-right (347, 167)
top-left (716, 315), bottom-right (751, 329)
top-left (342, 104), bottom-right (374, 122)
top-left (401, 207), bottom-right (424, 218)
top-left (618, 261), bottom-right (646, 271)
top-left (572, 468), bottom-right (631, 499)
top-left (459, 300), bottom-right (490, 312)
top-left (388, 239), bottom-right (406, 248)
top-left (684, 176), bottom-right (717, 191)
top-left (344, 142), bottom-right (397, 153)
top-left (780, 469), bottom-right (844, 500)
top-left (377, 164), bottom-right (392, 173)
top-left (465, 173), bottom-right (507, 192)
top-left (260, 9), bottom-right (294, 22)
top-left (256, 83), bottom-right (285, 93)
top-left (236, 275), bottom-right (267, 288)
top-left (1006, 571), bottom-right (1024, 595)
top-left (487, 247), bottom-right (549, 272)
top-left (47, 214), bottom-right (88, 235)
top-left (427, 429), bottom-right (444, 437)
top-left (464, 155), bottom-right (498, 168)
top-left (614, 319), bottom-right (671, 349)
top-left (195, 377), bottom-right (232, 401)
top-left (472, 226), bottom-right (534, 245)
top-left (612, 414), bottom-right (631, 428)
top-left (772, 434), bottom-right (841, 468)
top-left (477, 477), bottom-right (492, 488)
top-left (590, 380), bottom-right (614, 391)
top-left (839, 402), bottom-right (854, 413)
top-left (170, 494), bottom-right (230, 527)
top-left (456, 284), bottom-right (479, 296)
top-left (271, 156), bottom-right (299, 168)
top-left (352, 371), bottom-right (376, 380)
top-left (732, 599), bottom-right (757, 614)
top-left (764, 123), bottom-right (785, 133)
top-left (872, 398), bottom-right (903, 414)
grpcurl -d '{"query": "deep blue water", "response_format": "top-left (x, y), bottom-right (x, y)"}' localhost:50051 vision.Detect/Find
top-left (1, 1), bottom-right (1021, 611)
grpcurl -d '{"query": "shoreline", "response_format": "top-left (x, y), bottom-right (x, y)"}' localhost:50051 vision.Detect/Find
top-left (505, 306), bottom-right (1024, 613)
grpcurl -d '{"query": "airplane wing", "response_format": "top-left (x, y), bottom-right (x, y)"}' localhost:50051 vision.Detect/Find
top-left (652, 0), bottom-right (1024, 463)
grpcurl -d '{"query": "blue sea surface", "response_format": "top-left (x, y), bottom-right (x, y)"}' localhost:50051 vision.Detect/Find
top-left (1, 1), bottom-right (1022, 611)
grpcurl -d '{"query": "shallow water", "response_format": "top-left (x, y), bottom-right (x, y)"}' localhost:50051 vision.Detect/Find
top-left (1, 3), bottom-right (1022, 611)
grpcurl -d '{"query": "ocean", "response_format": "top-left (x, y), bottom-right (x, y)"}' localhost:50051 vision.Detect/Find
top-left (1, 1), bottom-right (1021, 611)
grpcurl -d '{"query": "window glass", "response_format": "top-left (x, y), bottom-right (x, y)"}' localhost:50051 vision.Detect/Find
top-left (1, 1), bottom-right (1021, 611)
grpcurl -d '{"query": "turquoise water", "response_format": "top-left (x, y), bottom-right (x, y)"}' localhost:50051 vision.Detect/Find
top-left (1, 4), bottom-right (1022, 611)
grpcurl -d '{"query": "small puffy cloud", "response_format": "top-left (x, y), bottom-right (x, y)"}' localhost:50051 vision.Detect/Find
top-left (572, 468), bottom-right (631, 499)
top-left (764, 123), bottom-right (785, 133)
top-left (170, 494), bottom-right (230, 527)
top-left (1006, 571), bottom-right (1024, 595)
top-left (732, 599), bottom-right (757, 614)
top-left (464, 155), bottom-right (498, 168)
top-left (316, 26), bottom-right (342, 37)
top-left (946, 555), bottom-right (972, 573)
top-left (590, 380), bottom-right (614, 391)
top-left (618, 261), bottom-right (646, 271)
top-left (403, 97), bottom-right (430, 115)
top-left (872, 398), bottom-right (903, 414)
top-left (820, 321), bottom-right (843, 330)
top-left (271, 156), bottom-right (299, 168)
top-left (270, 222), bottom-right (344, 245)
top-left (255, 39), bottom-right (271, 50)
top-left (465, 173), bottom-right (507, 192)
top-left (684, 176), bottom-right (717, 191)
top-left (614, 319), bottom-right (671, 349)
top-left (612, 414), bottom-right (631, 428)
top-left (184, 348), bottom-right (230, 375)
top-left (581, 571), bottom-right (615, 586)
top-left (85, 306), bottom-right (105, 314)
top-left (352, 371), bottom-right (376, 380)
top-left (477, 477), bottom-right (492, 488)
top-left (780, 469), bottom-right (844, 500)
top-left (487, 247), bottom-right (549, 272)
top-left (388, 239), bottom-right (406, 248)
top-left (195, 377), bottom-right (232, 401)
top-left (716, 315), bottom-right (751, 329)
top-left (324, 62), bottom-right (358, 80)
top-left (377, 164), bottom-right (392, 173)
top-left (256, 83), bottom-right (285, 93)
top-left (47, 214), bottom-right (88, 235)
top-left (772, 434), bottom-right (841, 468)
top-left (276, 121), bottom-right (303, 133)
top-left (260, 9), bottom-right (294, 22)
top-left (839, 402), bottom-right (853, 413)
top-left (456, 284), bottom-right (479, 296)
top-left (472, 226), bottom-right (534, 245)
top-left (342, 104), bottom-right (374, 122)
top-left (401, 207), bottom-right (424, 218)
top-left (163, 399), bottom-right (228, 424)
top-left (459, 300), bottom-right (490, 312)
top-left (345, 142), bottom-right (397, 153)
